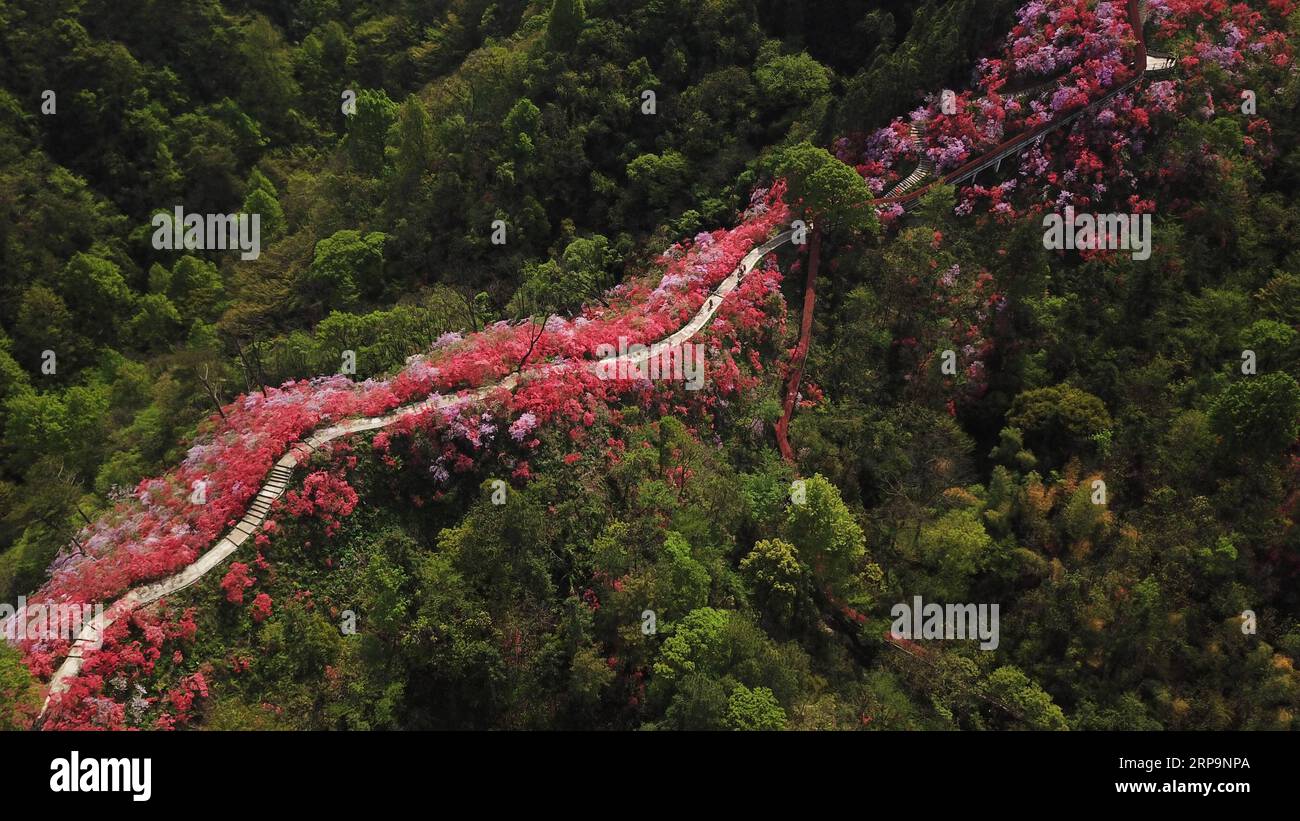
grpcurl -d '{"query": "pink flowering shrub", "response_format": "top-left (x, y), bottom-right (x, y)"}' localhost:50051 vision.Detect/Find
top-left (835, 120), bottom-right (918, 195)
top-left (220, 562), bottom-right (254, 604)
top-left (250, 594), bottom-right (273, 624)
top-left (29, 184), bottom-right (793, 726)
top-left (840, 0), bottom-right (1294, 222)
top-left (162, 672), bottom-right (208, 726)
top-left (21, 185), bottom-right (788, 635)
top-left (845, 0), bottom-right (1142, 198)
top-left (1010, 0), bottom-right (1294, 217)
top-left (280, 471), bottom-right (359, 537)
top-left (39, 604), bottom-right (199, 730)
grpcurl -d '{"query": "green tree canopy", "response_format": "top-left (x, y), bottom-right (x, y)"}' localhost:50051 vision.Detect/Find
top-left (1208, 372), bottom-right (1300, 457)
top-left (766, 141), bottom-right (877, 236)
top-left (1007, 384), bottom-right (1112, 458)
top-left (727, 684), bottom-right (788, 730)
top-left (299, 230), bottom-right (388, 312)
top-left (784, 474), bottom-right (867, 593)
top-left (547, 0), bottom-right (587, 48)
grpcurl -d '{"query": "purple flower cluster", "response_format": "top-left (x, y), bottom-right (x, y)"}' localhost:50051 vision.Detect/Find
top-left (509, 412), bottom-right (539, 442)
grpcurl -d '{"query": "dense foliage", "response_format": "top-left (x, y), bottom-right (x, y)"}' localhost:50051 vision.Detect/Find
top-left (3, 0), bottom-right (1300, 731)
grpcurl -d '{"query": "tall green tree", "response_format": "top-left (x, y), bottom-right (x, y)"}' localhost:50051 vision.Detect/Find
top-left (546, 0), bottom-right (587, 48)
top-left (784, 474), bottom-right (868, 596)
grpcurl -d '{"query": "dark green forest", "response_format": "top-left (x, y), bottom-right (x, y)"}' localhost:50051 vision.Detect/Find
top-left (3, 0), bottom-right (1300, 731)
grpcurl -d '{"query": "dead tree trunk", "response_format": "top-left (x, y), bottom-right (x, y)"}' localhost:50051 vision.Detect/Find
top-left (775, 228), bottom-right (822, 462)
top-left (517, 318), bottom-right (546, 372)
top-left (196, 364), bottom-right (228, 420)
top-left (229, 335), bottom-right (255, 395)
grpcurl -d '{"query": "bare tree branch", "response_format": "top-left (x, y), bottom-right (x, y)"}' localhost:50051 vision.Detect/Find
top-left (196, 364), bottom-right (228, 420)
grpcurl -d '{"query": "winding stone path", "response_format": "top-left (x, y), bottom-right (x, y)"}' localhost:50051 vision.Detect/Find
top-left (876, 0), bottom-right (1175, 212)
top-left (38, 228), bottom-right (798, 718)
top-left (37, 0), bottom-right (1181, 722)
